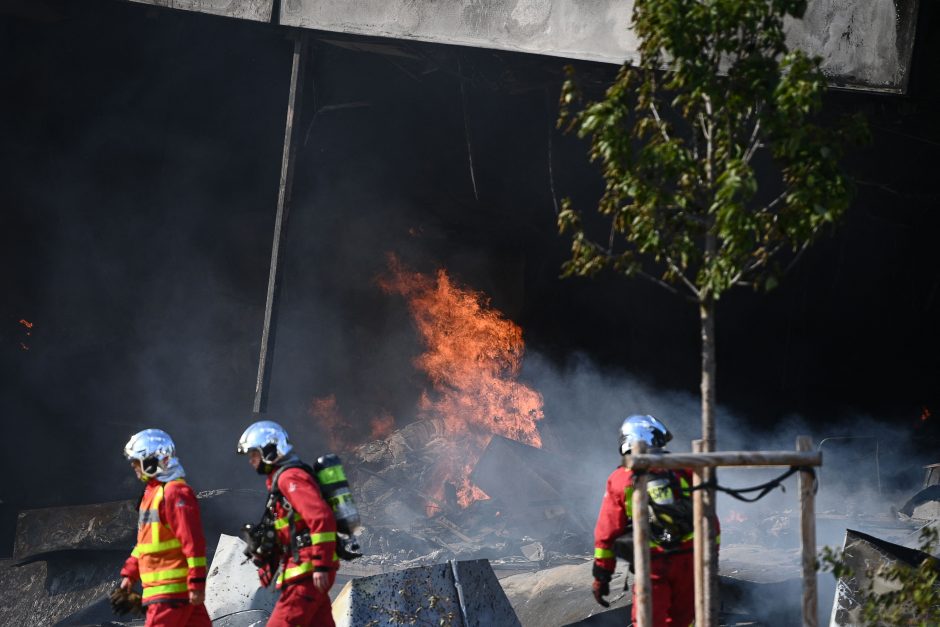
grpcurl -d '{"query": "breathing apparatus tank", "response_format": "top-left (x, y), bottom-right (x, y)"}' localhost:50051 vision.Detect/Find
top-left (314, 454), bottom-right (361, 535)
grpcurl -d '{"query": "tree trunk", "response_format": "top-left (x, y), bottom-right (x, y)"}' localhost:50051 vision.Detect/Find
top-left (699, 296), bottom-right (719, 625)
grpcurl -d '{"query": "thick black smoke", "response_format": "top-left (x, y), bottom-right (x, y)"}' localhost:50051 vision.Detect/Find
top-left (1, 0), bottom-right (939, 574)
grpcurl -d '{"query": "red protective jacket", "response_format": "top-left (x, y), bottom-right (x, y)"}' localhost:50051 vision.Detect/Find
top-left (594, 466), bottom-right (706, 574)
top-left (266, 466), bottom-right (338, 587)
top-left (121, 479), bottom-right (208, 602)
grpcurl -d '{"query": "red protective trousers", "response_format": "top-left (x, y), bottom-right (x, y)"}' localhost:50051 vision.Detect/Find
top-left (144, 601), bottom-right (211, 627)
top-left (267, 572), bottom-right (336, 627)
top-left (631, 550), bottom-right (694, 627)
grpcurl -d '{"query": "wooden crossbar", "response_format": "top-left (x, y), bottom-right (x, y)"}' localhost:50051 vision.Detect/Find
top-left (624, 450), bottom-right (821, 470)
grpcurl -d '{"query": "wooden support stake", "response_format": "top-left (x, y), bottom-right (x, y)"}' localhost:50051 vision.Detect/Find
top-left (631, 440), bottom-right (652, 627)
top-left (692, 439), bottom-right (705, 626)
top-left (253, 32), bottom-right (309, 415)
top-left (702, 462), bottom-right (719, 627)
top-left (798, 435), bottom-right (818, 627)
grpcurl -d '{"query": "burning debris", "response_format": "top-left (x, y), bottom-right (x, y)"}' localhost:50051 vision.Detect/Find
top-left (343, 426), bottom-right (592, 571)
top-left (18, 318), bottom-right (33, 351)
top-left (377, 257), bottom-right (545, 506)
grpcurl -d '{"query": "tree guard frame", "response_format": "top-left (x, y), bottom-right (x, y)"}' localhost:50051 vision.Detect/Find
top-left (625, 436), bottom-right (822, 627)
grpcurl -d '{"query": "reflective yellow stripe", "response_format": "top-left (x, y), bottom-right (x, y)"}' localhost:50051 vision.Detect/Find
top-left (595, 548), bottom-right (614, 559)
top-left (135, 538), bottom-right (182, 554)
top-left (151, 485), bottom-right (165, 546)
top-left (310, 532), bottom-right (336, 544)
top-left (276, 561), bottom-right (314, 583)
top-left (134, 484), bottom-right (183, 556)
top-left (273, 512), bottom-right (302, 530)
top-left (316, 465), bottom-right (346, 485)
top-left (187, 556), bottom-right (206, 568)
top-left (141, 582), bottom-right (188, 598)
top-left (140, 568), bottom-right (188, 583)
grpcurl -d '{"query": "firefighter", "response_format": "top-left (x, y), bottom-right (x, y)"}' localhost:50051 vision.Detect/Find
top-left (592, 414), bottom-right (710, 627)
top-left (237, 420), bottom-right (339, 627)
top-left (119, 429), bottom-right (210, 627)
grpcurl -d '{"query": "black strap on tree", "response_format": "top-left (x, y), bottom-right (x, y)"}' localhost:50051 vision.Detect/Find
top-left (688, 465), bottom-right (817, 503)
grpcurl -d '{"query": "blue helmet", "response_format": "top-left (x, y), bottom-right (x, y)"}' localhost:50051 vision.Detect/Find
top-left (618, 414), bottom-right (672, 455)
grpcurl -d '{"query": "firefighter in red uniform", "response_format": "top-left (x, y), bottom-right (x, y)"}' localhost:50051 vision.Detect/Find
top-left (593, 415), bottom-right (716, 627)
top-left (120, 429), bottom-right (211, 627)
top-left (237, 420), bottom-right (339, 627)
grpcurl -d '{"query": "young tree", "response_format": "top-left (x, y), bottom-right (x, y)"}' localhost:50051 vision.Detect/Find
top-left (559, 1), bottom-right (863, 621)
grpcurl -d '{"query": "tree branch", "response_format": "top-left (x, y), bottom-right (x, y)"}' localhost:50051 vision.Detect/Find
top-left (636, 270), bottom-right (698, 303)
top-left (636, 270), bottom-right (681, 296)
top-left (765, 191), bottom-right (788, 212)
top-left (703, 95), bottom-right (714, 187)
top-left (698, 112), bottom-right (710, 142)
top-left (743, 118), bottom-right (762, 163)
top-left (650, 100), bottom-right (671, 143)
top-left (664, 254), bottom-right (701, 299)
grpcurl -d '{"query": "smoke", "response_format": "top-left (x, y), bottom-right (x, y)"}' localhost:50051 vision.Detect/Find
top-left (517, 351), bottom-right (934, 624)
top-left (3, 0), bottom-right (939, 584)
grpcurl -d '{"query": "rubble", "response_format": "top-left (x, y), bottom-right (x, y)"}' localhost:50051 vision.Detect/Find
top-left (500, 560), bottom-right (630, 626)
top-left (899, 462), bottom-right (940, 521)
top-left (346, 427), bottom-right (594, 571)
top-left (204, 534), bottom-right (277, 623)
top-left (828, 528), bottom-right (940, 626)
top-left (900, 486), bottom-right (940, 520)
top-left (12, 419), bottom-right (922, 626)
top-left (0, 551), bottom-right (124, 627)
top-left (332, 558), bottom-right (520, 626)
top-left (13, 500), bottom-right (136, 559)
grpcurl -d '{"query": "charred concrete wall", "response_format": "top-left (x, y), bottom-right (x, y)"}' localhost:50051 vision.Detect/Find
top-left (122, 0), bottom-right (920, 92)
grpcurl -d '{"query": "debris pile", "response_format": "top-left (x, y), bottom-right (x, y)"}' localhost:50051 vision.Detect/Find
top-left (345, 425), bottom-right (594, 573)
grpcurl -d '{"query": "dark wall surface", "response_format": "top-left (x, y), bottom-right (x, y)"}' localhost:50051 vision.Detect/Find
top-left (1, 0), bottom-right (939, 549)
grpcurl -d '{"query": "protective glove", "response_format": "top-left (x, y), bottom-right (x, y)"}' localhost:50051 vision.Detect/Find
top-left (109, 587), bottom-right (143, 616)
top-left (258, 563), bottom-right (276, 588)
top-left (592, 578), bottom-right (610, 608)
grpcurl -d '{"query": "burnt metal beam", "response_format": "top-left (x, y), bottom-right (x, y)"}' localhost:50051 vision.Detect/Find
top-left (253, 32), bottom-right (308, 415)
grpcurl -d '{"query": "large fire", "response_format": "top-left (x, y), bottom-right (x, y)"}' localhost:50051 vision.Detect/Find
top-left (379, 256), bottom-right (544, 507)
top-left (307, 257), bottom-right (545, 510)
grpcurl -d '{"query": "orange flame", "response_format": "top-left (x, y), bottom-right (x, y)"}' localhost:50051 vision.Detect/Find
top-left (308, 395), bottom-right (357, 452)
top-left (380, 256), bottom-right (544, 506)
top-left (370, 411), bottom-right (396, 440)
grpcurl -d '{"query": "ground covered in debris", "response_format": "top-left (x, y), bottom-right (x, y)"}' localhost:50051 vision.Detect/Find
top-left (1, 425), bottom-right (936, 626)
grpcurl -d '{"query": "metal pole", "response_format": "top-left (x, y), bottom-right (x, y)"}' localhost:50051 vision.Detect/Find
top-left (798, 435), bottom-right (819, 627)
top-left (253, 32), bottom-right (308, 415)
top-left (631, 440), bottom-right (652, 627)
top-left (692, 439), bottom-right (705, 626)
